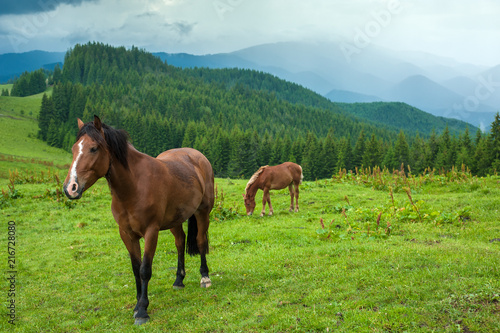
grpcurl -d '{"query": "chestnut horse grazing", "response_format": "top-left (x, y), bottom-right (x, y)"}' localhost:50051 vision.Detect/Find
top-left (63, 116), bottom-right (214, 325)
top-left (243, 162), bottom-right (303, 216)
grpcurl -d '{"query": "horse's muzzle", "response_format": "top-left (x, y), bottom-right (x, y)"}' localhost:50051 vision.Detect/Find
top-left (63, 181), bottom-right (84, 200)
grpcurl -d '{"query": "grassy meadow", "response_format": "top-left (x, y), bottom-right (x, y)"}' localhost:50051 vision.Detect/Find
top-left (1, 89), bottom-right (499, 332)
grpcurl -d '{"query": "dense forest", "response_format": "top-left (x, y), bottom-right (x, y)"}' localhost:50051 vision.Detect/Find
top-left (26, 42), bottom-right (500, 179)
top-left (8, 69), bottom-right (48, 97)
top-left (337, 102), bottom-right (473, 137)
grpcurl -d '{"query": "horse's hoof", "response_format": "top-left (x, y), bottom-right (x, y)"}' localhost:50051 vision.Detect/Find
top-left (134, 317), bottom-right (150, 325)
top-left (200, 276), bottom-right (212, 288)
top-left (173, 284), bottom-right (185, 290)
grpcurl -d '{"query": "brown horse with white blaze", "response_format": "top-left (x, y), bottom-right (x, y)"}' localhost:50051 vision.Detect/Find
top-left (63, 116), bottom-right (214, 325)
top-left (243, 162), bottom-right (303, 216)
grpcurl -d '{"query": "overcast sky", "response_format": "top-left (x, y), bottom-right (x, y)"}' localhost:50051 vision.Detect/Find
top-left (0, 0), bottom-right (498, 66)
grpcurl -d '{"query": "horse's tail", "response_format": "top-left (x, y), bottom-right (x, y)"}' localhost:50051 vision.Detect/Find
top-left (186, 215), bottom-right (209, 256)
top-left (299, 165), bottom-right (303, 184)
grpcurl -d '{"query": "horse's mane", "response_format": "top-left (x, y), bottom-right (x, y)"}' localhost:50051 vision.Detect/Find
top-left (77, 122), bottom-right (130, 169)
top-left (245, 165), bottom-right (268, 194)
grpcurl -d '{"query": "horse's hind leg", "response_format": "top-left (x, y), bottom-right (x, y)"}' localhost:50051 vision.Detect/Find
top-left (294, 182), bottom-right (300, 212)
top-left (189, 212), bottom-right (211, 288)
top-left (267, 190), bottom-right (274, 216)
top-left (288, 184), bottom-right (295, 212)
top-left (170, 224), bottom-right (186, 289)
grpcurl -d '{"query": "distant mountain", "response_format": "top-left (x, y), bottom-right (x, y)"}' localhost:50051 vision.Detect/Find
top-left (478, 65), bottom-right (500, 109)
top-left (385, 75), bottom-right (463, 112)
top-left (154, 52), bottom-right (255, 69)
top-left (441, 76), bottom-right (479, 97)
top-left (3, 42), bottom-right (499, 129)
top-left (155, 41), bottom-right (499, 128)
top-left (325, 89), bottom-right (383, 103)
top-left (0, 50), bottom-right (65, 82)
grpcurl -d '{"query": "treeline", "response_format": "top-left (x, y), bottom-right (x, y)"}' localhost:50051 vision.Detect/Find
top-left (36, 42), bottom-right (500, 179)
top-left (9, 67), bottom-right (62, 97)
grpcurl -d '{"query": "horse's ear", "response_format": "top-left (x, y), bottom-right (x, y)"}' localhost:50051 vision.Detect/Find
top-left (77, 118), bottom-right (84, 130)
top-left (93, 115), bottom-right (102, 131)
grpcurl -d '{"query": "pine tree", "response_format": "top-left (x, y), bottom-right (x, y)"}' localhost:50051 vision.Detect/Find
top-left (280, 134), bottom-right (293, 163)
top-left (455, 127), bottom-right (473, 169)
top-left (291, 134), bottom-right (304, 166)
top-left (227, 126), bottom-right (245, 178)
top-left (352, 130), bottom-right (366, 168)
top-left (11, 72), bottom-right (29, 97)
top-left (240, 130), bottom-right (259, 177)
top-left (362, 133), bottom-right (382, 169)
top-left (210, 130), bottom-right (230, 177)
top-left (434, 126), bottom-right (455, 171)
top-left (38, 93), bottom-right (55, 141)
top-left (489, 113), bottom-right (500, 169)
top-left (382, 145), bottom-right (396, 171)
top-left (258, 131), bottom-right (272, 166)
top-left (425, 130), bottom-right (439, 169)
top-left (302, 132), bottom-right (320, 180)
top-left (336, 136), bottom-right (353, 173)
top-left (393, 130), bottom-right (410, 171)
top-left (270, 137), bottom-right (283, 165)
top-left (181, 121), bottom-right (198, 148)
top-left (53, 64), bottom-right (62, 84)
top-left (472, 136), bottom-right (491, 176)
top-left (29, 69), bottom-right (46, 95)
top-left (321, 132), bottom-right (336, 178)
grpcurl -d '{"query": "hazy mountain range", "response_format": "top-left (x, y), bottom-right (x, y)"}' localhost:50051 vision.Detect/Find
top-left (1, 41), bottom-right (498, 129)
top-left (156, 42), bottom-right (499, 129)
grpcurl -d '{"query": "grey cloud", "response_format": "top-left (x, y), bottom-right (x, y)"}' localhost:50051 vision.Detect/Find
top-left (63, 28), bottom-right (102, 46)
top-left (165, 21), bottom-right (195, 36)
top-left (1, 0), bottom-right (98, 16)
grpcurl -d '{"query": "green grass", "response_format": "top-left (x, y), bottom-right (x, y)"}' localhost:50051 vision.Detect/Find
top-left (0, 90), bottom-right (70, 184)
top-left (1, 92), bottom-right (499, 332)
top-left (2, 174), bottom-right (499, 332)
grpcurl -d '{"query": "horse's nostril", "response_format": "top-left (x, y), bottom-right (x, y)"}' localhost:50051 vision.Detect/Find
top-left (72, 184), bottom-right (77, 192)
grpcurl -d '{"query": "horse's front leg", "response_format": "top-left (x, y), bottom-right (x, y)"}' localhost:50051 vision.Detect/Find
top-left (134, 228), bottom-right (159, 325)
top-left (261, 189), bottom-right (273, 216)
top-left (260, 189), bottom-right (268, 217)
top-left (170, 225), bottom-right (186, 289)
top-left (119, 229), bottom-right (142, 318)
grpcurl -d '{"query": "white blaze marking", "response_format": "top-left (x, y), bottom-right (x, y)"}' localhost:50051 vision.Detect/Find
top-left (70, 139), bottom-right (85, 183)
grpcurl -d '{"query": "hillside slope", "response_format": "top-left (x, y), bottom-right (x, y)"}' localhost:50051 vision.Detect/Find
top-left (337, 102), bottom-right (476, 136)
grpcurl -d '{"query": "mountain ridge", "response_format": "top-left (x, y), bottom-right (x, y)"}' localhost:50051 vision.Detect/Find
top-left (2, 42), bottom-right (495, 130)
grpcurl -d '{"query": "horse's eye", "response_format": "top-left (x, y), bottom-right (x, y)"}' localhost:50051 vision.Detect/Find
top-left (90, 147), bottom-right (99, 153)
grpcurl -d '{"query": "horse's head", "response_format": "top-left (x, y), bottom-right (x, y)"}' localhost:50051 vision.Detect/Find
top-left (63, 116), bottom-right (111, 200)
top-left (243, 193), bottom-right (256, 215)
